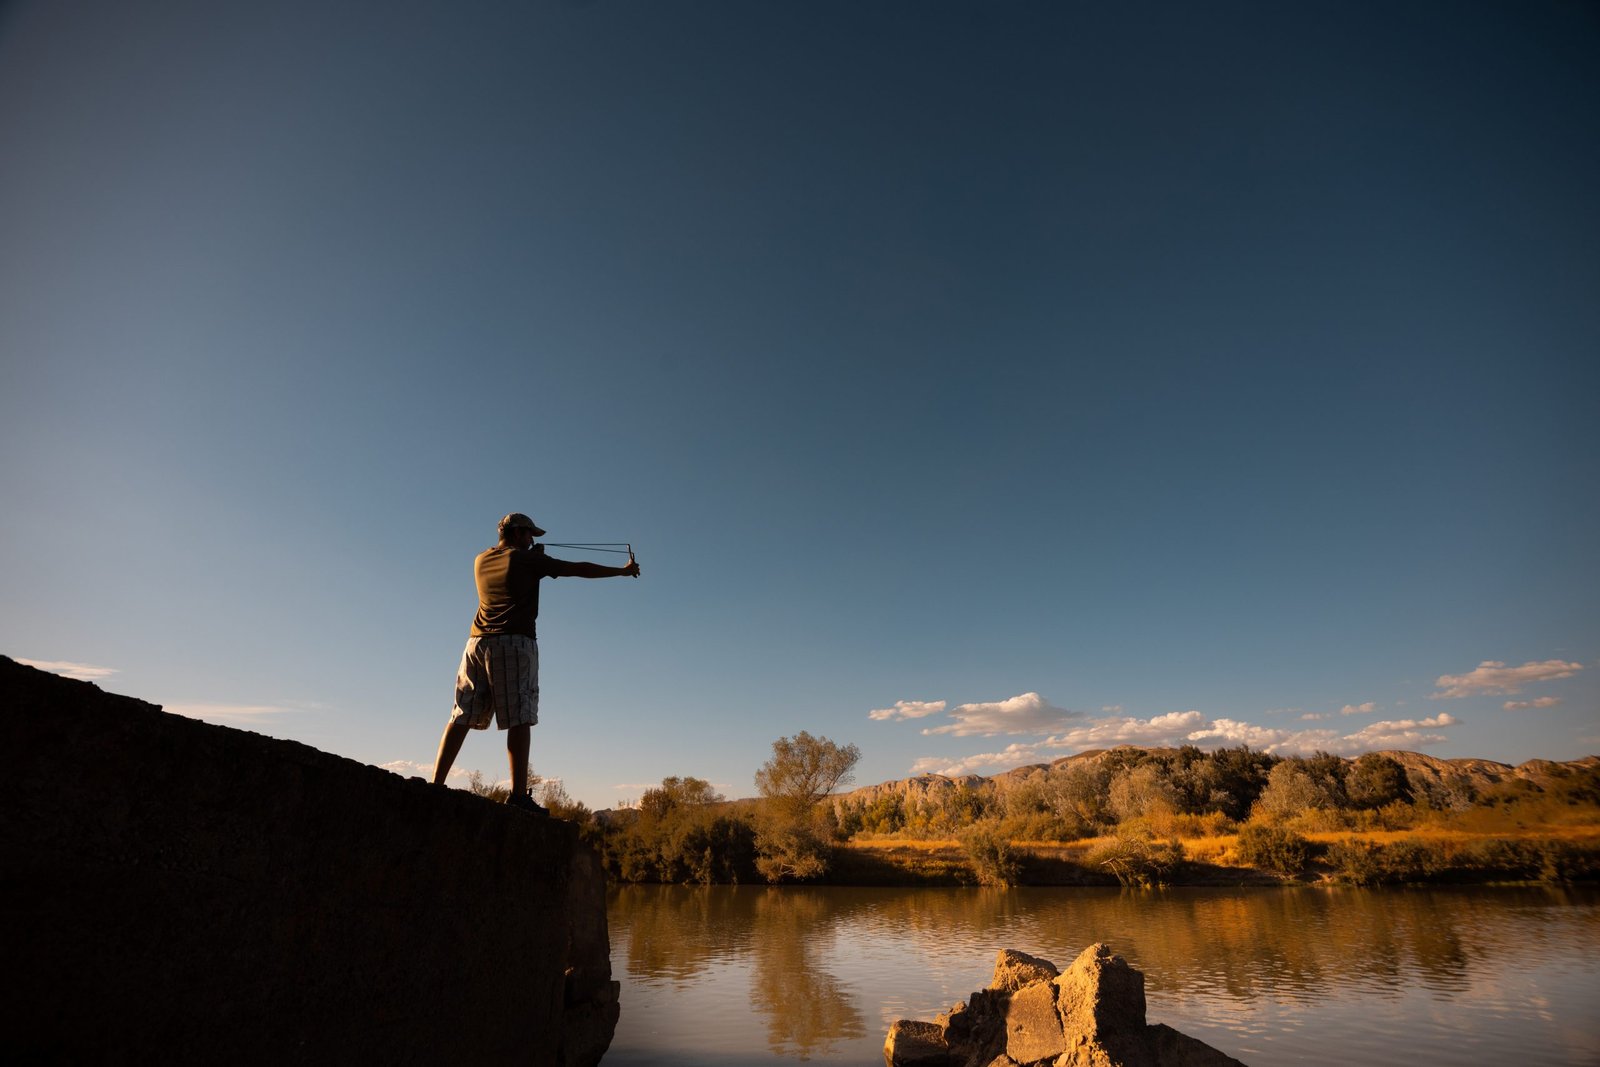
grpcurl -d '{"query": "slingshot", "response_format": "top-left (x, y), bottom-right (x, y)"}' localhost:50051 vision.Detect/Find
top-left (540, 542), bottom-right (638, 576)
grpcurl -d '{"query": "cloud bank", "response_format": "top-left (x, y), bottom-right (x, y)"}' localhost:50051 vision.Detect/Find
top-left (881, 648), bottom-right (1576, 778)
top-left (905, 708), bottom-right (1465, 777)
top-left (1432, 659), bottom-right (1582, 698)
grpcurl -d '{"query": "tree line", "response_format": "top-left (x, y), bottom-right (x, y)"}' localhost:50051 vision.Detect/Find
top-left (496, 738), bottom-right (1599, 886)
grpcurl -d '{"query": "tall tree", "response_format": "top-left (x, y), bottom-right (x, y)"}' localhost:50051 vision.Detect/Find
top-left (753, 732), bottom-right (861, 882)
top-left (755, 732), bottom-right (861, 813)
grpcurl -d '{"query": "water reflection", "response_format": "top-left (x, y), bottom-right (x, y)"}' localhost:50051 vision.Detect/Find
top-left (747, 891), bottom-right (867, 1057)
top-left (610, 886), bottom-right (867, 1059)
top-left (615, 884), bottom-right (755, 984)
top-left (607, 885), bottom-right (1600, 1066)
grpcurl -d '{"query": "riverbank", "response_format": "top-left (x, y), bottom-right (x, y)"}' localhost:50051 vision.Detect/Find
top-left (826, 826), bottom-right (1600, 887)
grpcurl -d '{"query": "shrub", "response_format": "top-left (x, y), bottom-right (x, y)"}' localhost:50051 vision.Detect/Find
top-left (1536, 839), bottom-right (1600, 883)
top-left (753, 819), bottom-right (829, 882)
top-left (1452, 837), bottom-right (1538, 880)
top-left (537, 779), bottom-right (591, 823)
top-left (1380, 836), bottom-right (1443, 882)
top-left (1108, 763), bottom-right (1181, 825)
top-left (997, 811), bottom-right (1083, 842)
top-left (1285, 806), bottom-right (1355, 834)
top-left (1088, 825), bottom-right (1184, 887)
top-left (1325, 838), bottom-right (1383, 886)
top-left (1164, 811), bottom-right (1238, 839)
top-left (1346, 754), bottom-right (1412, 809)
top-left (1235, 824), bottom-right (1311, 875)
top-left (958, 820), bottom-right (1020, 887)
top-left (466, 770), bottom-right (510, 803)
top-left (1252, 761), bottom-right (1337, 823)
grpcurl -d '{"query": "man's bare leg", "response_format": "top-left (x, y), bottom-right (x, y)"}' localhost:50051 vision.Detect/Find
top-left (507, 723), bottom-right (531, 798)
top-left (432, 720), bottom-right (471, 785)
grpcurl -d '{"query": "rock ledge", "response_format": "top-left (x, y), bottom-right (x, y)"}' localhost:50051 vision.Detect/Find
top-left (1, 655), bottom-right (617, 1063)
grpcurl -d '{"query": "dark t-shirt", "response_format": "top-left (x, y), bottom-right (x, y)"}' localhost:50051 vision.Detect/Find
top-left (469, 545), bottom-right (584, 637)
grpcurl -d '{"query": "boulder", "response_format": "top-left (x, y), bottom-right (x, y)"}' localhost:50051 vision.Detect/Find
top-left (887, 1020), bottom-right (952, 1065)
top-left (992, 948), bottom-right (1062, 992)
top-left (883, 943), bottom-right (1246, 1067)
top-left (1055, 944), bottom-right (1147, 1051)
top-left (1004, 981), bottom-right (1066, 1063)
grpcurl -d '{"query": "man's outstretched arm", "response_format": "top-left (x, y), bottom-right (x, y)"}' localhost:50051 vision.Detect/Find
top-left (549, 558), bottom-right (640, 579)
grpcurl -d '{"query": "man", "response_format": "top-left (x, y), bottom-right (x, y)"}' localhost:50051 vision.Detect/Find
top-left (432, 512), bottom-right (640, 814)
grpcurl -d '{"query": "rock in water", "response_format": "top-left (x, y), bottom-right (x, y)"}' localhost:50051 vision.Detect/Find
top-left (885, 1020), bottom-right (952, 1065)
top-left (883, 943), bottom-right (1247, 1067)
top-left (991, 948), bottom-right (1062, 992)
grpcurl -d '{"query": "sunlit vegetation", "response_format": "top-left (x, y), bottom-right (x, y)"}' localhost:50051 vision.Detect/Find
top-left (956, 820), bottom-right (1021, 887)
top-left (1086, 825), bottom-right (1186, 887)
top-left (752, 732), bottom-right (861, 883)
top-left (567, 743), bottom-right (1599, 886)
top-left (596, 776), bottom-right (757, 885)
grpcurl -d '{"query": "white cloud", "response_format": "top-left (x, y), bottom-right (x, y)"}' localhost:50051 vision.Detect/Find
top-left (165, 703), bottom-right (302, 722)
top-left (1340, 714), bottom-right (1458, 750)
top-left (1432, 659), bottom-right (1583, 698)
top-left (1185, 718), bottom-right (1297, 749)
top-left (1503, 697), bottom-right (1562, 711)
top-left (869, 699), bottom-right (947, 722)
top-left (914, 702), bottom-right (1472, 777)
top-left (911, 742), bottom-right (1055, 777)
top-left (1300, 712), bottom-right (1328, 721)
top-left (921, 692), bottom-right (1081, 737)
top-left (1188, 712), bottom-right (1462, 757)
top-left (907, 710), bottom-right (1208, 776)
top-left (1348, 713), bottom-right (1457, 735)
top-left (380, 759), bottom-right (476, 783)
top-left (1101, 705), bottom-right (1124, 713)
top-left (16, 658), bottom-right (119, 681)
top-left (1340, 702), bottom-right (1377, 716)
top-left (1043, 710), bottom-right (1208, 749)
top-left (380, 759), bottom-right (431, 776)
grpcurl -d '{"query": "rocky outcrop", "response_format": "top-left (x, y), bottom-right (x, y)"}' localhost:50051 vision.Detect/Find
top-left (0, 656), bottom-right (617, 1064)
top-left (885, 945), bottom-right (1245, 1067)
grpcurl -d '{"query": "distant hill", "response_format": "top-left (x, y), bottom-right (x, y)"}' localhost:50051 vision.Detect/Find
top-left (831, 746), bottom-right (1600, 809)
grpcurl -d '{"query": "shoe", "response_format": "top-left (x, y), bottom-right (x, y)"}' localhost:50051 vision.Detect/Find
top-left (506, 791), bottom-right (549, 816)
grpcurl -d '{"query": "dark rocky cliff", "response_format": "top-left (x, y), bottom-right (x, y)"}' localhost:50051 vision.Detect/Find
top-left (0, 655), bottom-right (617, 1064)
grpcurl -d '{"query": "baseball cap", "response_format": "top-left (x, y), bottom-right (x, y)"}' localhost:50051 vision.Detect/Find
top-left (498, 512), bottom-right (547, 537)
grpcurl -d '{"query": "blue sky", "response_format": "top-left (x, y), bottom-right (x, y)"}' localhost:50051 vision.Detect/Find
top-left (3, 0), bottom-right (1596, 807)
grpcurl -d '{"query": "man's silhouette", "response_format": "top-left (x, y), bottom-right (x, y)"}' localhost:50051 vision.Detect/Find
top-left (431, 511), bottom-right (639, 813)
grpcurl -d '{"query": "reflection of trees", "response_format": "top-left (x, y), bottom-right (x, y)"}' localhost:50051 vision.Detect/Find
top-left (610, 886), bottom-right (869, 1058)
top-left (609, 884), bottom-right (757, 983)
top-left (747, 889), bottom-right (867, 1058)
top-left (610, 883), bottom-right (1599, 1052)
top-left (773, 885), bottom-right (1591, 1008)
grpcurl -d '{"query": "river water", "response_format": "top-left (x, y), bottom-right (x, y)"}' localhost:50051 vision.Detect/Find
top-left (603, 884), bottom-right (1600, 1065)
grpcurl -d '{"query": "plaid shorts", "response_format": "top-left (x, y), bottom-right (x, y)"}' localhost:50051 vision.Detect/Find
top-left (451, 634), bottom-right (539, 730)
